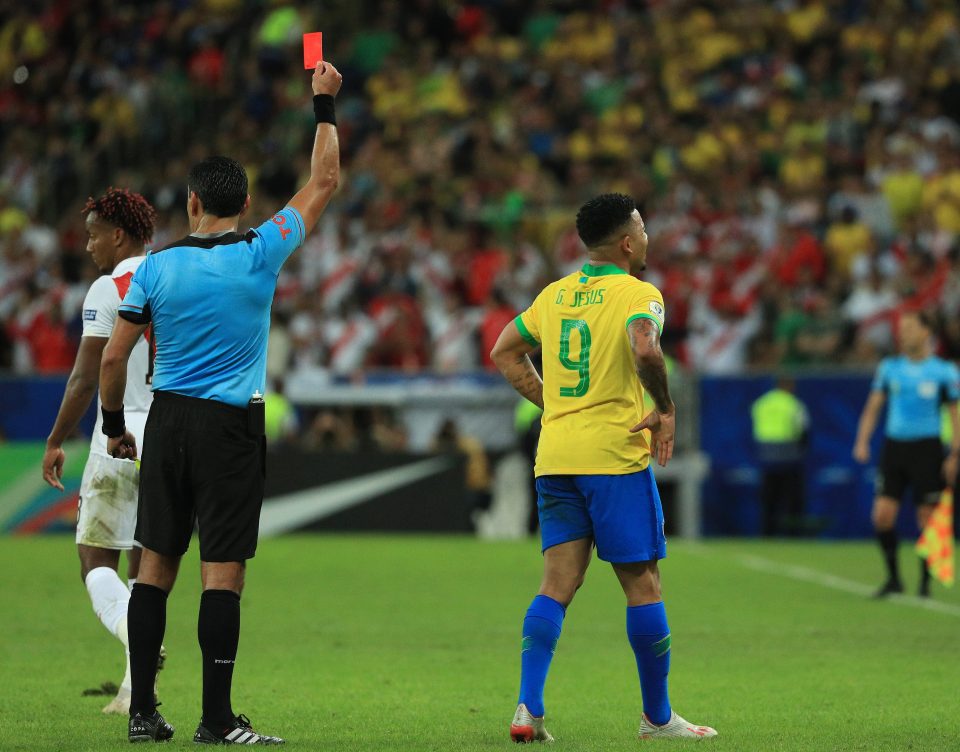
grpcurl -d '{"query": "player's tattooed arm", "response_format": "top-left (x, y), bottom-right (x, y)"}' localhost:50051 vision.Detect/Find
top-left (502, 353), bottom-right (544, 409)
top-left (629, 317), bottom-right (673, 414)
top-left (628, 316), bottom-right (675, 466)
top-left (490, 322), bottom-right (544, 409)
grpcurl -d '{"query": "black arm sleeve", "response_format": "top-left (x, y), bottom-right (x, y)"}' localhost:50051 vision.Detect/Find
top-left (118, 303), bottom-right (151, 326)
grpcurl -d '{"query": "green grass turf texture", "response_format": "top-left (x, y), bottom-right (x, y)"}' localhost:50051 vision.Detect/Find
top-left (1, 535), bottom-right (958, 751)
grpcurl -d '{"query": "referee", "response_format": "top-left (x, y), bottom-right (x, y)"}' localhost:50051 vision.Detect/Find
top-left (98, 62), bottom-right (342, 744)
top-left (853, 310), bottom-right (960, 598)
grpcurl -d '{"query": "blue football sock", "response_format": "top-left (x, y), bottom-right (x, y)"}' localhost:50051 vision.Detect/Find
top-left (518, 594), bottom-right (566, 717)
top-left (627, 601), bottom-right (672, 726)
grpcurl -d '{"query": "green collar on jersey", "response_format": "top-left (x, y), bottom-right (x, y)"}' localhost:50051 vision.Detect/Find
top-left (580, 262), bottom-right (628, 277)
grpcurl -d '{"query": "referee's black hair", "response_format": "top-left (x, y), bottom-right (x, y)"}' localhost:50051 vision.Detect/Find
top-left (576, 193), bottom-right (637, 248)
top-left (188, 156), bottom-right (249, 218)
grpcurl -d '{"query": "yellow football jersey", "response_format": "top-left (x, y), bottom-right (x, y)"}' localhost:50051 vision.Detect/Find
top-left (516, 263), bottom-right (665, 476)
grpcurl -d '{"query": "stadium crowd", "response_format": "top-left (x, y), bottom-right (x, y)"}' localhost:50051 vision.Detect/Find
top-left (3, 0), bottom-right (960, 381)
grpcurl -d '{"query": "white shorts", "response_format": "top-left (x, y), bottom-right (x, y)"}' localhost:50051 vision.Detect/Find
top-left (76, 452), bottom-right (139, 549)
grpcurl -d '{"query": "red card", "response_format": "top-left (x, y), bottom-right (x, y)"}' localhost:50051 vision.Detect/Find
top-left (303, 32), bottom-right (323, 70)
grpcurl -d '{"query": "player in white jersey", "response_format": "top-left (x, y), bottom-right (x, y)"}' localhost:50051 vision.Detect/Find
top-left (41, 188), bottom-right (159, 714)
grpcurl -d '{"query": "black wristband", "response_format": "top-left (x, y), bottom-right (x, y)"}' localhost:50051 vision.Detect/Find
top-left (101, 406), bottom-right (126, 438)
top-left (313, 94), bottom-right (336, 125)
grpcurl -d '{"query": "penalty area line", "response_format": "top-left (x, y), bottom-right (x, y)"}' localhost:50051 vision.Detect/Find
top-left (737, 554), bottom-right (960, 619)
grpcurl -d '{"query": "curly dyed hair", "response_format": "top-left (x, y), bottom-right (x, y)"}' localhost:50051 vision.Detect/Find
top-left (575, 193), bottom-right (637, 247)
top-left (82, 188), bottom-right (157, 244)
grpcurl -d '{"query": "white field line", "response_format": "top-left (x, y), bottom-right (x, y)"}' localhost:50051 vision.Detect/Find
top-left (737, 553), bottom-right (960, 619)
top-left (259, 456), bottom-right (454, 538)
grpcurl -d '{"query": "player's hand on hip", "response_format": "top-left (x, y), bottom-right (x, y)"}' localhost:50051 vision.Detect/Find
top-left (107, 430), bottom-right (138, 461)
top-left (41, 444), bottom-right (65, 491)
top-left (312, 61), bottom-right (342, 97)
top-left (853, 441), bottom-right (870, 463)
top-left (630, 409), bottom-right (676, 467)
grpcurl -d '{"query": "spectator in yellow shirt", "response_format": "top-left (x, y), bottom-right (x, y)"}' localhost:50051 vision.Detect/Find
top-left (780, 142), bottom-right (826, 195)
top-left (881, 154), bottom-right (924, 228)
top-left (921, 155), bottom-right (960, 234)
top-left (825, 207), bottom-right (874, 278)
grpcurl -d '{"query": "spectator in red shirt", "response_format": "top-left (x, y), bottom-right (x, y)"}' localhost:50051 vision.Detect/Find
top-left (188, 39), bottom-right (226, 90)
top-left (24, 299), bottom-right (76, 373)
top-left (769, 224), bottom-right (826, 286)
top-left (479, 289), bottom-right (516, 370)
top-left (367, 288), bottom-right (428, 370)
top-left (465, 224), bottom-right (507, 306)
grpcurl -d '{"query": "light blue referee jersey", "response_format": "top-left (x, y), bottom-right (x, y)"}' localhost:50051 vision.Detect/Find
top-left (118, 207), bottom-right (306, 408)
top-left (871, 355), bottom-right (960, 440)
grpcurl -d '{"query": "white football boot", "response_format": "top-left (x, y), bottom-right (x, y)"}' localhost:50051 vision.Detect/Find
top-left (101, 685), bottom-right (131, 715)
top-left (639, 710), bottom-right (717, 740)
top-left (103, 644), bottom-right (166, 714)
top-left (510, 703), bottom-right (555, 743)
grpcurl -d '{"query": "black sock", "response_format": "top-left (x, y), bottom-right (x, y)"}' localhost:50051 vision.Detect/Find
top-left (199, 589), bottom-right (241, 729)
top-left (128, 583), bottom-right (168, 717)
top-left (876, 529), bottom-right (900, 582)
top-left (920, 559), bottom-right (931, 589)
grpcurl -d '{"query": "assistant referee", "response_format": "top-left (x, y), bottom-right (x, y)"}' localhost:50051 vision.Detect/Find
top-left (98, 62), bottom-right (342, 744)
top-left (853, 310), bottom-right (960, 599)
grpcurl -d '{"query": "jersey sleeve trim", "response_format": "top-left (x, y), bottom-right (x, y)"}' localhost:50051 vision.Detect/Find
top-left (626, 312), bottom-right (663, 335)
top-left (287, 206), bottom-right (306, 246)
top-left (514, 315), bottom-right (539, 346)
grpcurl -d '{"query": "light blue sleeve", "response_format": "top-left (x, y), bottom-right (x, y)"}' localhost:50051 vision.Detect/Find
top-left (943, 362), bottom-right (960, 402)
top-left (117, 258), bottom-right (151, 325)
top-left (253, 207), bottom-right (306, 275)
top-left (871, 359), bottom-right (889, 393)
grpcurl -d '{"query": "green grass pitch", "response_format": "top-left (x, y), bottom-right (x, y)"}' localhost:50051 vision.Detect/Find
top-left (1, 535), bottom-right (958, 751)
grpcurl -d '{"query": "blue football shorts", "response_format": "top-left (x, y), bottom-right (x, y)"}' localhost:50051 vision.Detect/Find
top-left (536, 469), bottom-right (667, 563)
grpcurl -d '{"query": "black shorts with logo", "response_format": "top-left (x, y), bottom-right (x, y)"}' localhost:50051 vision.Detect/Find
top-left (136, 390), bottom-right (265, 562)
top-left (876, 437), bottom-right (944, 506)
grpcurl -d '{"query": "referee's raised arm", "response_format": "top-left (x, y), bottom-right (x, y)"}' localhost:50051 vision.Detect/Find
top-left (286, 62), bottom-right (342, 234)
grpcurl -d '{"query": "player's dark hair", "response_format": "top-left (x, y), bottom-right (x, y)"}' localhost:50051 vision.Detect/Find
top-left (576, 193), bottom-right (636, 247)
top-left (82, 188), bottom-right (157, 244)
top-left (187, 156), bottom-right (249, 217)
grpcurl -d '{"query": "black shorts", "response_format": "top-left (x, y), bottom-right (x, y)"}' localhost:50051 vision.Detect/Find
top-left (136, 391), bottom-right (265, 562)
top-left (876, 438), bottom-right (944, 506)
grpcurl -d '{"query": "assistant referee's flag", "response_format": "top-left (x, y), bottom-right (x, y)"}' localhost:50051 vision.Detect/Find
top-left (916, 489), bottom-right (954, 587)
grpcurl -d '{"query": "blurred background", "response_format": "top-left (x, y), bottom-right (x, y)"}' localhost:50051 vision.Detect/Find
top-left (2, 0), bottom-right (960, 542)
